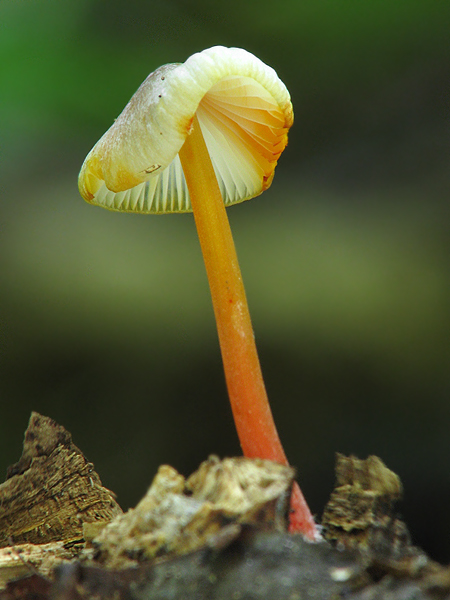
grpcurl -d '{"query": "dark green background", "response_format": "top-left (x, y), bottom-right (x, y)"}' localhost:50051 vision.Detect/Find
top-left (1, 0), bottom-right (449, 561)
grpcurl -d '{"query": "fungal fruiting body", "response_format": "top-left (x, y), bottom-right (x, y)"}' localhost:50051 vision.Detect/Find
top-left (78, 46), bottom-right (318, 540)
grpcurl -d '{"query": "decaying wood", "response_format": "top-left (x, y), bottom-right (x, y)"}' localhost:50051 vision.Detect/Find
top-left (51, 528), bottom-right (361, 600)
top-left (322, 454), bottom-right (420, 560)
top-left (0, 412), bottom-right (122, 549)
top-left (0, 542), bottom-right (76, 590)
top-left (87, 455), bottom-right (294, 569)
top-left (1, 415), bottom-right (450, 600)
top-left (321, 453), bottom-right (444, 594)
top-left (4, 527), bottom-right (450, 600)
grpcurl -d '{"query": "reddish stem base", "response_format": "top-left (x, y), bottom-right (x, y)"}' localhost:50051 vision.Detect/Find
top-left (289, 481), bottom-right (319, 539)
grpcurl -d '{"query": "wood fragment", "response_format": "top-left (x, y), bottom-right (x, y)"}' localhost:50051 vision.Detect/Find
top-left (322, 453), bottom-right (409, 556)
top-left (0, 542), bottom-right (76, 590)
top-left (52, 528), bottom-right (361, 600)
top-left (321, 453), bottom-right (435, 581)
top-left (0, 412), bottom-right (122, 549)
top-left (88, 455), bottom-right (294, 569)
top-left (2, 416), bottom-right (450, 600)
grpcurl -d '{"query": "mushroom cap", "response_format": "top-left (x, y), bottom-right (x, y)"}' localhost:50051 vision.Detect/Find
top-left (78, 46), bottom-right (293, 214)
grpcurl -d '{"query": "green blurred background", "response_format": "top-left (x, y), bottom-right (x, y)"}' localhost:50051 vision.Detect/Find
top-left (1, 0), bottom-right (449, 560)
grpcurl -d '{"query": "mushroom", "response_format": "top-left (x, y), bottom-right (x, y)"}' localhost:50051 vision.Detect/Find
top-left (78, 46), bottom-right (318, 540)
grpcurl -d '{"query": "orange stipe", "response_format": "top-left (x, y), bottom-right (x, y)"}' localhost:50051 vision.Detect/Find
top-left (179, 114), bottom-right (317, 539)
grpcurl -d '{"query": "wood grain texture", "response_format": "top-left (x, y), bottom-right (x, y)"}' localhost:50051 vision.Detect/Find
top-left (0, 412), bottom-right (122, 548)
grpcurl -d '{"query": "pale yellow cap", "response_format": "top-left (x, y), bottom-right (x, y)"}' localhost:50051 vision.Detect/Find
top-left (78, 46), bottom-right (293, 214)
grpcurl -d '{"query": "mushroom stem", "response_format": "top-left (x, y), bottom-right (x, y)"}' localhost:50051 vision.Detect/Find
top-left (179, 115), bottom-right (317, 539)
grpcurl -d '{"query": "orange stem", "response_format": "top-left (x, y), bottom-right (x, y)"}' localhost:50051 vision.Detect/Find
top-left (179, 115), bottom-right (317, 539)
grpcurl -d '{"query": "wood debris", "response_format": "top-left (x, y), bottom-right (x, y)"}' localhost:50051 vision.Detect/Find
top-left (0, 412), bottom-right (121, 549)
top-left (2, 415), bottom-right (450, 600)
top-left (87, 455), bottom-right (295, 568)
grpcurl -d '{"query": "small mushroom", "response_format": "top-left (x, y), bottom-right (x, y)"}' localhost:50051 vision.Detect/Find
top-left (78, 46), bottom-right (318, 540)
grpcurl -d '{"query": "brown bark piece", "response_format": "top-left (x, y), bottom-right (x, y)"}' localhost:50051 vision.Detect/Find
top-left (321, 453), bottom-right (431, 576)
top-left (322, 454), bottom-right (406, 553)
top-left (0, 412), bottom-right (122, 548)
